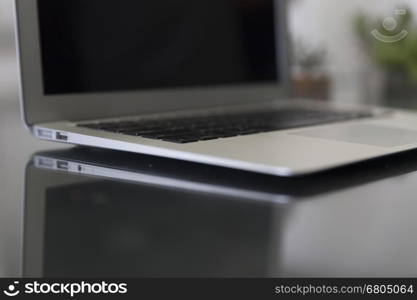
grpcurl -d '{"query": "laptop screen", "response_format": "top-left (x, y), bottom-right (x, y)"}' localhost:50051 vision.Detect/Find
top-left (37, 0), bottom-right (280, 95)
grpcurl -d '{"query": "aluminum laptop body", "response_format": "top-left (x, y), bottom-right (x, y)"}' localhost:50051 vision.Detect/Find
top-left (14, 0), bottom-right (417, 176)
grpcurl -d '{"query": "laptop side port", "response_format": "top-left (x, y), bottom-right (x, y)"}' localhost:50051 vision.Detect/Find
top-left (55, 132), bottom-right (68, 141)
top-left (56, 161), bottom-right (69, 171)
top-left (36, 157), bottom-right (54, 169)
top-left (36, 129), bottom-right (53, 139)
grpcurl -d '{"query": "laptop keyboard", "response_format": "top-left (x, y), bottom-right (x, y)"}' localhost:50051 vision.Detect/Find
top-left (78, 108), bottom-right (372, 144)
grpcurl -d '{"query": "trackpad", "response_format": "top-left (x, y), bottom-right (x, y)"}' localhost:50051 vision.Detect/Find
top-left (292, 124), bottom-right (417, 147)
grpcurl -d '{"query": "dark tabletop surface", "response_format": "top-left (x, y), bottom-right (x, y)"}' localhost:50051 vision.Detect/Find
top-left (1, 94), bottom-right (417, 278)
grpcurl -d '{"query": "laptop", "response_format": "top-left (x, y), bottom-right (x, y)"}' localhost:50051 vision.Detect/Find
top-left (14, 0), bottom-right (417, 176)
top-left (25, 148), bottom-right (286, 277)
top-left (24, 148), bottom-right (417, 277)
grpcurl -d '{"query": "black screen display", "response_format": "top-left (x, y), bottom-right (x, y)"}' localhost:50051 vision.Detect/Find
top-left (37, 0), bottom-right (279, 95)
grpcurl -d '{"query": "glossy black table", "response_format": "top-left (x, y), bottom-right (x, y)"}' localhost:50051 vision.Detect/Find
top-left (1, 99), bottom-right (417, 278)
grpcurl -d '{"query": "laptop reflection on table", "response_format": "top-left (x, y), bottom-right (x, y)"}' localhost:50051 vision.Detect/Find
top-left (24, 148), bottom-right (290, 278)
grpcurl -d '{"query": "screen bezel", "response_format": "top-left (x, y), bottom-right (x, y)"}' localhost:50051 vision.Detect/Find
top-left (15, 0), bottom-right (290, 126)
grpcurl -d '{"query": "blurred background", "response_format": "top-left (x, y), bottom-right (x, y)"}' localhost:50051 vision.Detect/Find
top-left (0, 0), bottom-right (19, 278)
top-left (0, 0), bottom-right (16, 102)
top-left (3, 0), bottom-right (417, 106)
top-left (1, 0), bottom-right (417, 277)
top-left (289, 0), bottom-right (417, 107)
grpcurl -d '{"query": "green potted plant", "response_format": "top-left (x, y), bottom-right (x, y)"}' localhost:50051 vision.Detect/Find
top-left (291, 40), bottom-right (330, 101)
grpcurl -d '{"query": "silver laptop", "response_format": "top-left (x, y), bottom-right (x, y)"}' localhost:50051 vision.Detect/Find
top-left (25, 148), bottom-right (285, 277)
top-left (14, 0), bottom-right (417, 176)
